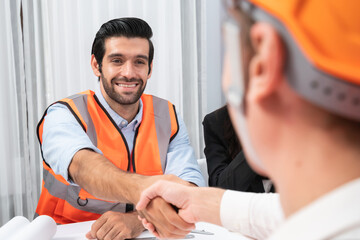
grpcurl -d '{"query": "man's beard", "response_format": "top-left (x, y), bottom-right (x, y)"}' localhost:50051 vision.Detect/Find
top-left (101, 73), bottom-right (146, 105)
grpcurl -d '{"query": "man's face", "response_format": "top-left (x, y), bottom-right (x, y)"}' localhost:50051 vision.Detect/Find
top-left (98, 37), bottom-right (151, 105)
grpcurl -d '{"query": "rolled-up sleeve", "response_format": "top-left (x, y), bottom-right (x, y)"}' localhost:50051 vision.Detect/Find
top-left (164, 113), bottom-right (205, 187)
top-left (41, 103), bottom-right (102, 182)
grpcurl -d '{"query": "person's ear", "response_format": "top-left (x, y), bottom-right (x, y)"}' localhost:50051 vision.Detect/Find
top-left (247, 22), bottom-right (285, 102)
top-left (147, 62), bottom-right (153, 79)
top-left (91, 54), bottom-right (101, 77)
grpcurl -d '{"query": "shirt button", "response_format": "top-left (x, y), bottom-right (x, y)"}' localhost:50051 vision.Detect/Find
top-left (120, 120), bottom-right (127, 128)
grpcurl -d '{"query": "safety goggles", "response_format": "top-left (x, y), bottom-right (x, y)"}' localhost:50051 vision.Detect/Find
top-left (222, 0), bottom-right (255, 114)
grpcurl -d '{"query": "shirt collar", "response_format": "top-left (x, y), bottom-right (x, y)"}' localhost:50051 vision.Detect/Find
top-left (94, 82), bottom-right (143, 130)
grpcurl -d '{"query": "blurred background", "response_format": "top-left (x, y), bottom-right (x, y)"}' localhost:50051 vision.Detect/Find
top-left (0, 0), bottom-right (226, 225)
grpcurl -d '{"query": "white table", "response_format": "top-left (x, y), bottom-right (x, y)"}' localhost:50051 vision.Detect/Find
top-left (53, 220), bottom-right (252, 240)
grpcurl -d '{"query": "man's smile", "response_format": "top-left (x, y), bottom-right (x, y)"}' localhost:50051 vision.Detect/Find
top-left (115, 83), bottom-right (138, 88)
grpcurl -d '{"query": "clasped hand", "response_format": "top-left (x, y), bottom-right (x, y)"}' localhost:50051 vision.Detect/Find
top-left (86, 175), bottom-right (195, 240)
top-left (136, 180), bottom-right (200, 239)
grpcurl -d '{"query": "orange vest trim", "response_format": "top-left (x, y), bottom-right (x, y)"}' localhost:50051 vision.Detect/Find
top-left (35, 91), bottom-right (179, 224)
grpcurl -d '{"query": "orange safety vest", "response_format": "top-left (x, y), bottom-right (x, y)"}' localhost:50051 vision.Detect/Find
top-left (35, 90), bottom-right (179, 224)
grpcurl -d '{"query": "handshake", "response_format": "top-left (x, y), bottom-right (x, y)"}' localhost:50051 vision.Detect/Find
top-left (136, 177), bottom-right (225, 239)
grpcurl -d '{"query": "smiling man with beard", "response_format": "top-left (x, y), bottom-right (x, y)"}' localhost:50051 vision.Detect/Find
top-left (34, 18), bottom-right (204, 240)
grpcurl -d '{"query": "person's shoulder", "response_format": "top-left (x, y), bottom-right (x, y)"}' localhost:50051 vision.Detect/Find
top-left (46, 90), bottom-right (95, 113)
top-left (203, 105), bottom-right (228, 123)
top-left (142, 94), bottom-right (173, 104)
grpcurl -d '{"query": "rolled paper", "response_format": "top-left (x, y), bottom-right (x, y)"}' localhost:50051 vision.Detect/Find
top-left (0, 216), bottom-right (30, 239)
top-left (9, 215), bottom-right (56, 240)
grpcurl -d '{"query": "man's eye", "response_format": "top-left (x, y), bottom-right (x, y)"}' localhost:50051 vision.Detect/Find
top-left (112, 59), bottom-right (122, 63)
top-left (136, 60), bottom-right (146, 65)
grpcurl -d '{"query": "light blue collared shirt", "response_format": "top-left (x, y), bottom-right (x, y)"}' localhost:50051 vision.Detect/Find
top-left (41, 84), bottom-right (205, 187)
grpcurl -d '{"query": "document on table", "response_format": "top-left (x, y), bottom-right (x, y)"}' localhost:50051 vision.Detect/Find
top-left (53, 221), bottom-right (251, 240)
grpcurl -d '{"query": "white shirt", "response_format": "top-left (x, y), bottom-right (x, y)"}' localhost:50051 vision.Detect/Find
top-left (220, 178), bottom-right (360, 240)
top-left (268, 178), bottom-right (360, 240)
top-left (220, 191), bottom-right (284, 239)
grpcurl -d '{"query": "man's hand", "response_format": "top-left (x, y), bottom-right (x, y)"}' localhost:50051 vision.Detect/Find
top-left (134, 175), bottom-right (196, 239)
top-left (85, 211), bottom-right (144, 240)
top-left (136, 180), bottom-right (225, 239)
top-left (134, 174), bottom-right (193, 202)
top-left (137, 181), bottom-right (200, 223)
top-left (137, 197), bottom-right (195, 239)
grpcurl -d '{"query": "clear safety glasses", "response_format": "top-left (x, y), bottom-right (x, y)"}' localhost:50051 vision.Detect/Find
top-left (222, 0), bottom-right (255, 114)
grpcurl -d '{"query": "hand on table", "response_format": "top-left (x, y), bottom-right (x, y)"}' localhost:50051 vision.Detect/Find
top-left (86, 211), bottom-right (144, 240)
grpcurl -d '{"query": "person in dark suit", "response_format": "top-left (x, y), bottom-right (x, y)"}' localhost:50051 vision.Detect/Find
top-left (203, 105), bottom-right (271, 192)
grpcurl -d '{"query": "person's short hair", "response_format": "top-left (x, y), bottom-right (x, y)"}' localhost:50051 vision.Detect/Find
top-left (91, 17), bottom-right (154, 74)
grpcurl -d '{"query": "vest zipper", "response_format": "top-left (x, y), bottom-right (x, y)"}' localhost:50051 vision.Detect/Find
top-left (93, 95), bottom-right (132, 171)
top-left (131, 125), bottom-right (140, 173)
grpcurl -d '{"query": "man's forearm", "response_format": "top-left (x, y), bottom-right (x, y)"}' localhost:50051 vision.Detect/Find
top-left (69, 149), bottom-right (145, 203)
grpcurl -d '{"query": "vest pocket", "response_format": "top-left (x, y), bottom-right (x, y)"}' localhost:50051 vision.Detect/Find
top-left (53, 198), bottom-right (66, 223)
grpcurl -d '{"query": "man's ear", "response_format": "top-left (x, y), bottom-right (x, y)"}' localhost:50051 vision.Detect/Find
top-left (147, 62), bottom-right (153, 79)
top-left (91, 54), bottom-right (101, 77)
top-left (247, 22), bottom-right (285, 101)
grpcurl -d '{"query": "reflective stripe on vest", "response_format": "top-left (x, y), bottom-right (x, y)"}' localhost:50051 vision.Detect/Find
top-left (42, 167), bottom-right (127, 213)
top-left (35, 90), bottom-right (179, 224)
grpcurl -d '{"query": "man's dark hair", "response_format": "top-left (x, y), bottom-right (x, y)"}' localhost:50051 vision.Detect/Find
top-left (91, 17), bottom-right (154, 74)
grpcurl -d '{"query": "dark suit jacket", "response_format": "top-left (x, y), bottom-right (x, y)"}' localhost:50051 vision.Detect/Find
top-left (202, 106), bottom-right (266, 192)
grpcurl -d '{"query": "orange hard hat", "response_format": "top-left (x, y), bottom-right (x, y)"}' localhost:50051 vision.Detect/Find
top-left (249, 0), bottom-right (360, 85)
